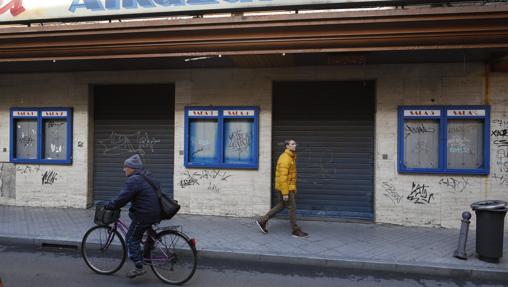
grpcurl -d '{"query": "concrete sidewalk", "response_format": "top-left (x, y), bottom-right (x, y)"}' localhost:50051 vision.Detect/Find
top-left (0, 206), bottom-right (507, 281)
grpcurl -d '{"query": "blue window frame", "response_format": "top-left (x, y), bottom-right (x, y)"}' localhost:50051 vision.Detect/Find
top-left (10, 107), bottom-right (73, 164)
top-left (398, 105), bottom-right (490, 175)
top-left (184, 106), bottom-right (259, 169)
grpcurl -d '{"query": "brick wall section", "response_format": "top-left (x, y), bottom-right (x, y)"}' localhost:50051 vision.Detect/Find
top-left (172, 70), bottom-right (272, 217)
top-left (374, 64), bottom-right (508, 229)
top-left (0, 65), bottom-right (506, 229)
top-left (0, 74), bottom-right (90, 208)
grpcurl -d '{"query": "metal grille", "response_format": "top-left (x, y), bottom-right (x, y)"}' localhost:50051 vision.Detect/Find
top-left (272, 81), bottom-right (375, 220)
top-left (93, 84), bottom-right (174, 202)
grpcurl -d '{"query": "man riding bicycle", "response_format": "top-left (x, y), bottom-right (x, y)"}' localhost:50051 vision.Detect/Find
top-left (106, 154), bottom-right (161, 278)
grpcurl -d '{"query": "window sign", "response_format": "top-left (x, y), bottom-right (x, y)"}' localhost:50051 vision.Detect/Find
top-left (189, 118), bottom-right (219, 163)
top-left (398, 106), bottom-right (489, 174)
top-left (185, 106), bottom-right (259, 169)
top-left (11, 108), bottom-right (73, 164)
top-left (403, 119), bottom-right (439, 169)
top-left (447, 119), bottom-right (484, 169)
top-left (224, 119), bottom-right (254, 164)
top-left (14, 112), bottom-right (38, 159)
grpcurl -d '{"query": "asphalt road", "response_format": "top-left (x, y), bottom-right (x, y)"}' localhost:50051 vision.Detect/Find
top-left (0, 243), bottom-right (506, 287)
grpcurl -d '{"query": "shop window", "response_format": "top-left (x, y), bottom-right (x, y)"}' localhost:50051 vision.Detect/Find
top-left (184, 106), bottom-right (259, 169)
top-left (10, 108), bottom-right (73, 164)
top-left (398, 106), bottom-right (489, 174)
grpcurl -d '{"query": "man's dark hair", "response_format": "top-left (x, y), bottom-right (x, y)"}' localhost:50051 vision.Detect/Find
top-left (284, 139), bottom-right (296, 148)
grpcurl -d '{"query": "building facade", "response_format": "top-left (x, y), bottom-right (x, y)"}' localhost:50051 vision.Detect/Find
top-left (0, 1), bottom-right (507, 229)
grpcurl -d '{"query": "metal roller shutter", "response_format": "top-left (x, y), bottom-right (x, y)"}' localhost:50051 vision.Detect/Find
top-left (272, 81), bottom-right (375, 220)
top-left (93, 84), bottom-right (174, 202)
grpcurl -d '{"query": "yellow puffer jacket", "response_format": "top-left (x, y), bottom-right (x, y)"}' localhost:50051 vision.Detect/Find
top-left (275, 149), bottom-right (297, 195)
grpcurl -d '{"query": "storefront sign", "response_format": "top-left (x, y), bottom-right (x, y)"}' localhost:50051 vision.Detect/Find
top-left (42, 111), bottom-right (68, 117)
top-left (223, 109), bottom-right (256, 117)
top-left (12, 110), bottom-right (38, 117)
top-left (188, 110), bottom-right (219, 117)
top-left (1, 0), bottom-right (408, 23)
top-left (403, 110), bottom-right (440, 117)
top-left (447, 109), bottom-right (486, 117)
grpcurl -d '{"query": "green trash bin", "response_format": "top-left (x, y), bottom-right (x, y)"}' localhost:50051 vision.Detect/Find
top-left (471, 200), bottom-right (508, 263)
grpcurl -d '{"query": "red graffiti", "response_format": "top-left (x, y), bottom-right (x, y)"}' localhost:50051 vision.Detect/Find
top-left (0, 0), bottom-right (25, 17)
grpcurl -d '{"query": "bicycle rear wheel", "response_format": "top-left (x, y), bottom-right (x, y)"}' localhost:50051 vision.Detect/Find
top-left (150, 230), bottom-right (197, 285)
top-left (81, 225), bottom-right (126, 275)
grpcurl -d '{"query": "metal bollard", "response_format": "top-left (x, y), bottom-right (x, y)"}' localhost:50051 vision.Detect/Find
top-left (454, 211), bottom-right (472, 260)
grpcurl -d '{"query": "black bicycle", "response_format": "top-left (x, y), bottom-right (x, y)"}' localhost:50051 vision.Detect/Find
top-left (81, 208), bottom-right (197, 285)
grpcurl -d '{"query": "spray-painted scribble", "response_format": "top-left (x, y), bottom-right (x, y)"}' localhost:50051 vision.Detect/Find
top-left (228, 129), bottom-right (250, 154)
top-left (407, 182), bottom-right (434, 205)
top-left (193, 170), bottom-right (232, 181)
top-left (382, 182), bottom-right (403, 205)
top-left (179, 170), bottom-right (232, 193)
top-left (493, 173), bottom-right (508, 186)
top-left (42, 170), bottom-right (59, 185)
top-left (99, 131), bottom-right (161, 155)
top-left (492, 129), bottom-right (508, 137)
top-left (208, 182), bottom-right (221, 193)
top-left (439, 177), bottom-right (470, 193)
top-left (16, 165), bottom-right (41, 175)
top-left (404, 123), bottom-right (436, 139)
top-left (191, 147), bottom-right (204, 156)
top-left (496, 149), bottom-right (508, 172)
top-left (448, 137), bottom-right (470, 154)
top-left (46, 120), bottom-right (65, 128)
top-left (50, 144), bottom-right (63, 154)
top-left (494, 140), bottom-right (508, 148)
top-left (179, 171), bottom-right (200, 188)
top-left (17, 135), bottom-right (35, 146)
top-left (492, 119), bottom-right (508, 186)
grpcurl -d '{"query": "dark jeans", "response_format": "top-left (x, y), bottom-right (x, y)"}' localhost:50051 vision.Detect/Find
top-left (126, 220), bottom-right (155, 268)
top-left (259, 192), bottom-right (300, 232)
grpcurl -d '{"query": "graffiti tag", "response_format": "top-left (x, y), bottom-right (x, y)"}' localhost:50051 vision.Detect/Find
top-left (439, 177), bottom-right (469, 193)
top-left (407, 182), bottom-right (434, 205)
top-left (382, 182), bottom-right (403, 205)
top-left (99, 131), bottom-right (161, 155)
top-left (42, 170), bottom-right (58, 185)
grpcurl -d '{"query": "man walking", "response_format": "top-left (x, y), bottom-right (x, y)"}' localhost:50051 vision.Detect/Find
top-left (256, 139), bottom-right (309, 238)
top-left (106, 154), bottom-right (161, 278)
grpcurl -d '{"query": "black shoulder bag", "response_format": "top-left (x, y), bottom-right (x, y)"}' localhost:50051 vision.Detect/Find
top-left (142, 175), bottom-right (181, 220)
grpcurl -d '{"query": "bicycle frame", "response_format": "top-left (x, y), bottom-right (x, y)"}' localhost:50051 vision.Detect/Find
top-left (82, 215), bottom-right (198, 284)
top-left (103, 219), bottom-right (184, 266)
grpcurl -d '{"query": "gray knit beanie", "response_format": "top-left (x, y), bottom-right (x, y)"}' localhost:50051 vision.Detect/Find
top-left (124, 154), bottom-right (143, 169)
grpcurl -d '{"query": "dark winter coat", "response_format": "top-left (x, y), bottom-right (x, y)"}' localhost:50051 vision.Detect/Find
top-left (106, 169), bottom-right (161, 224)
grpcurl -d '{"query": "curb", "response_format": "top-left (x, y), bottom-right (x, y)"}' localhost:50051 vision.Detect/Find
top-left (197, 249), bottom-right (508, 282)
top-left (1, 235), bottom-right (507, 282)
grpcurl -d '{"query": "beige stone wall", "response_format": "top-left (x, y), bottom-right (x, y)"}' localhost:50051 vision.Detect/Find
top-left (374, 64), bottom-right (508, 229)
top-left (0, 64), bottom-right (506, 229)
top-left (172, 70), bottom-right (272, 217)
top-left (0, 74), bottom-right (90, 208)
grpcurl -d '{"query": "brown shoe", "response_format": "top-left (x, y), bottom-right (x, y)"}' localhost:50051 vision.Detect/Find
top-left (256, 220), bottom-right (268, 234)
top-left (292, 230), bottom-right (309, 238)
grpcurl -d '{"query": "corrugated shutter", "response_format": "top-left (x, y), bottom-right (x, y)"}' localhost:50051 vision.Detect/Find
top-left (272, 81), bottom-right (375, 220)
top-left (93, 84), bottom-right (174, 201)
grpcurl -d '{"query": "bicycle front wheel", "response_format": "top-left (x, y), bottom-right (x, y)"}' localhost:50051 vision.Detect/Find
top-left (81, 225), bottom-right (126, 275)
top-left (150, 230), bottom-right (197, 285)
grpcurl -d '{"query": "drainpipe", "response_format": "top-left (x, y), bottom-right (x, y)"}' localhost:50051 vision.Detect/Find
top-left (484, 63), bottom-right (491, 105)
top-left (484, 62), bottom-right (491, 200)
